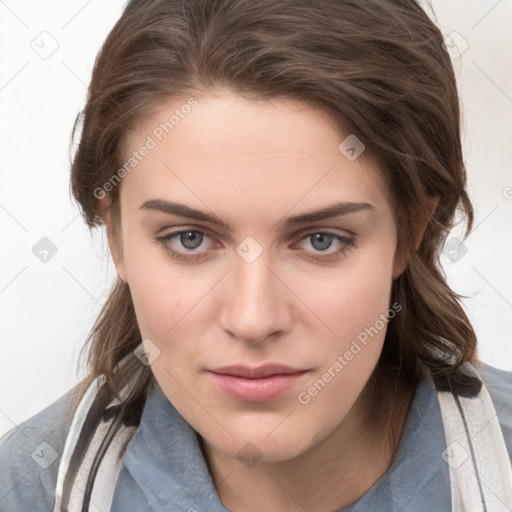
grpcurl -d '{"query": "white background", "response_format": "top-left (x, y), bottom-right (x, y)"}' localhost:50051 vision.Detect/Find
top-left (0, 0), bottom-right (511, 437)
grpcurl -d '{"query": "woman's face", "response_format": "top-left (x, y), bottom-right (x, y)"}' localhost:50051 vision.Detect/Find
top-left (109, 88), bottom-right (401, 463)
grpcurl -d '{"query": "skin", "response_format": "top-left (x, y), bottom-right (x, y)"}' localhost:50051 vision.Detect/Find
top-left (102, 88), bottom-right (421, 511)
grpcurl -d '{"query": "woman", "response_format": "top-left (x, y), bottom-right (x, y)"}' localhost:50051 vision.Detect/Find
top-left (1, 0), bottom-right (511, 511)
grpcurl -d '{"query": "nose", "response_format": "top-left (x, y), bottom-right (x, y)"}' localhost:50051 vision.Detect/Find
top-left (219, 249), bottom-right (294, 344)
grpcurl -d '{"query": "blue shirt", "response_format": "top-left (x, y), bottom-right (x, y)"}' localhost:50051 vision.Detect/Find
top-left (1, 362), bottom-right (511, 511)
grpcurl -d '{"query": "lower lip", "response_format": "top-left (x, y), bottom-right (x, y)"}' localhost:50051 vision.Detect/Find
top-left (208, 372), bottom-right (307, 403)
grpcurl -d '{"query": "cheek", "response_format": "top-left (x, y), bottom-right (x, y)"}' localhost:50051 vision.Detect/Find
top-left (301, 236), bottom-right (396, 349)
top-left (128, 265), bottom-right (208, 347)
top-left (293, 295), bottom-right (395, 448)
top-left (331, 264), bottom-right (393, 345)
top-left (120, 233), bottom-right (200, 343)
top-left (293, 239), bottom-right (396, 407)
top-left (126, 260), bottom-right (212, 407)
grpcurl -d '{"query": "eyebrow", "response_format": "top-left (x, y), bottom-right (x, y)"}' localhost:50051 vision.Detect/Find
top-left (139, 198), bottom-right (375, 230)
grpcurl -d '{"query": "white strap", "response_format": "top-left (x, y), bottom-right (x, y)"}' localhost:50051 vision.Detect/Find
top-left (88, 421), bottom-right (136, 511)
top-left (437, 363), bottom-right (512, 511)
top-left (53, 374), bottom-right (138, 512)
top-left (53, 375), bottom-right (106, 512)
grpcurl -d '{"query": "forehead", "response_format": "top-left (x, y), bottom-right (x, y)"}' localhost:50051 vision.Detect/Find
top-left (119, 89), bottom-right (389, 216)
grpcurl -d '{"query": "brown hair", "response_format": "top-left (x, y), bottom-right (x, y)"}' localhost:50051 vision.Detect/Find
top-left (69, 0), bottom-right (478, 427)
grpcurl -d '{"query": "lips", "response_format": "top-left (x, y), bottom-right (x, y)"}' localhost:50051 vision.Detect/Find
top-left (208, 364), bottom-right (308, 402)
top-left (211, 364), bottom-right (305, 378)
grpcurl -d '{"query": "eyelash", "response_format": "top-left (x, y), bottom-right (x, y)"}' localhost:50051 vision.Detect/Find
top-left (154, 228), bottom-right (355, 262)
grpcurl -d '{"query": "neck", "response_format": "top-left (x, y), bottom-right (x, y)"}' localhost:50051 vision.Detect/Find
top-left (202, 381), bottom-right (415, 512)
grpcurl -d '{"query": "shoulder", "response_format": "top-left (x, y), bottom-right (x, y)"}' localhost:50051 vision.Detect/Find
top-left (0, 383), bottom-right (83, 511)
top-left (475, 361), bottom-right (512, 466)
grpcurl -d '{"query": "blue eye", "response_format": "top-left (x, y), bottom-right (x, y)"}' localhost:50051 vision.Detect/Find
top-left (154, 228), bottom-right (354, 262)
top-left (177, 230), bottom-right (204, 250)
top-left (155, 229), bottom-right (214, 260)
top-left (308, 233), bottom-right (335, 251)
top-left (296, 231), bottom-right (354, 261)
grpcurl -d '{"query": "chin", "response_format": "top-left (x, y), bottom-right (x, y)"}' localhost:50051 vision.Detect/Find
top-left (205, 425), bottom-right (317, 466)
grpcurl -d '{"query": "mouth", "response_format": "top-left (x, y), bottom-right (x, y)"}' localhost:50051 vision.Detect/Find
top-left (208, 364), bottom-right (308, 403)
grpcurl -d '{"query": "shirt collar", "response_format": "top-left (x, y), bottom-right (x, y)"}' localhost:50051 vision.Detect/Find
top-left (122, 374), bottom-right (449, 511)
top-left (122, 377), bottom-right (229, 511)
top-left (337, 376), bottom-right (451, 511)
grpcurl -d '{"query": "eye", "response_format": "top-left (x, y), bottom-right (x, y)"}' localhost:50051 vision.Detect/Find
top-left (154, 229), bottom-right (218, 261)
top-left (154, 228), bottom-right (355, 263)
top-left (293, 231), bottom-right (355, 261)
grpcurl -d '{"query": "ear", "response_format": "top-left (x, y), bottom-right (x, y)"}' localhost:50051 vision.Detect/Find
top-left (98, 196), bottom-right (127, 283)
top-left (392, 196), bottom-right (439, 279)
